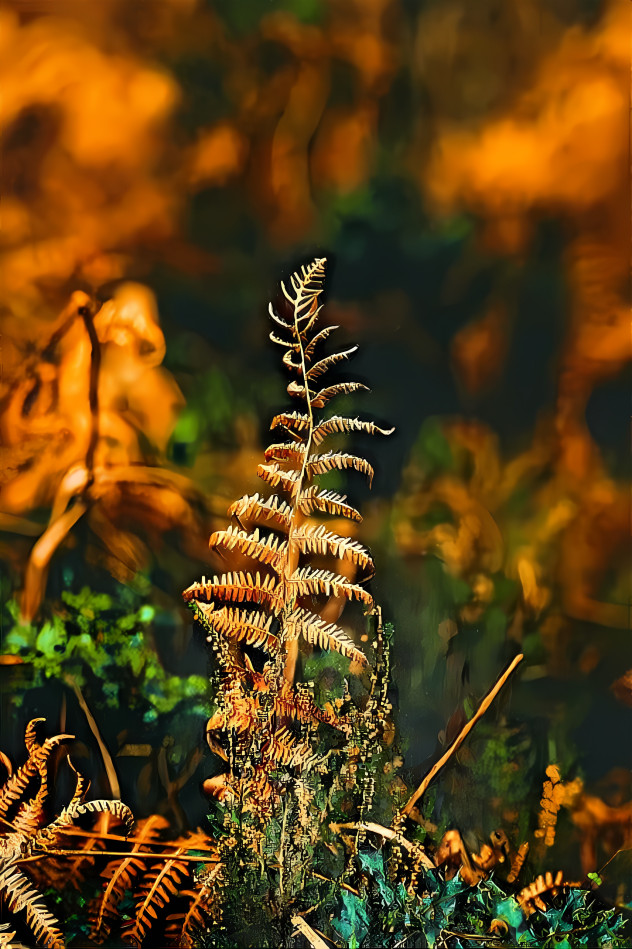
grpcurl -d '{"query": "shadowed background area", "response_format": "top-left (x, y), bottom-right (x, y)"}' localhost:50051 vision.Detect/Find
top-left (0, 0), bottom-right (629, 907)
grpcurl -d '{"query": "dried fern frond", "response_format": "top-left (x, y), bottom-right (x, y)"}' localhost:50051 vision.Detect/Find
top-left (184, 257), bottom-right (393, 814)
top-left (0, 721), bottom-right (136, 949)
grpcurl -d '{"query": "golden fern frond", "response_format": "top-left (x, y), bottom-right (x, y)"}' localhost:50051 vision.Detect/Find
top-left (269, 330), bottom-right (300, 350)
top-left (312, 415), bottom-right (395, 447)
top-left (267, 302), bottom-right (293, 332)
top-left (170, 877), bottom-right (215, 949)
top-left (38, 799), bottom-right (134, 847)
top-left (286, 608), bottom-right (367, 665)
top-left (307, 450), bottom-right (374, 486)
top-left (127, 856), bottom-right (191, 946)
top-left (292, 525), bottom-right (373, 572)
top-left (256, 463), bottom-right (300, 496)
top-left (286, 379), bottom-right (370, 407)
top-left (263, 442), bottom-right (307, 465)
top-left (196, 605), bottom-right (279, 654)
top-left (24, 718), bottom-right (44, 754)
top-left (269, 410), bottom-right (311, 438)
top-left (517, 870), bottom-right (569, 916)
top-left (303, 323), bottom-right (339, 361)
top-left (228, 493), bottom-right (293, 529)
top-left (183, 572), bottom-right (283, 612)
top-left (263, 728), bottom-right (316, 770)
top-left (306, 345), bottom-right (358, 381)
top-left (0, 866), bottom-right (64, 949)
top-left (289, 567), bottom-right (373, 606)
top-left (208, 526), bottom-right (287, 570)
top-left (0, 726), bottom-right (72, 820)
top-left (298, 487), bottom-right (362, 522)
top-left (310, 381), bottom-right (370, 409)
top-left (279, 258), bottom-right (326, 325)
top-left (92, 855), bottom-right (147, 942)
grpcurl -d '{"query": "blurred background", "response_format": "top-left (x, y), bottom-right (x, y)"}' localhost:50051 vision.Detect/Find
top-left (0, 0), bottom-right (629, 904)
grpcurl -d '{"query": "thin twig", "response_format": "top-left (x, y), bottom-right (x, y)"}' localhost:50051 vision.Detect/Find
top-left (18, 849), bottom-right (218, 863)
top-left (311, 871), bottom-right (360, 896)
top-left (291, 915), bottom-right (332, 949)
top-left (64, 675), bottom-right (120, 799)
top-left (401, 654), bottom-right (524, 817)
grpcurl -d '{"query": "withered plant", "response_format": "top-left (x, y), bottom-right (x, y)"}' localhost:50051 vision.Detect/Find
top-left (182, 257), bottom-right (397, 924)
top-left (0, 719), bottom-right (132, 949)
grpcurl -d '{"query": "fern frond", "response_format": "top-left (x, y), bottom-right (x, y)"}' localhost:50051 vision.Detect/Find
top-left (312, 416), bottom-right (395, 447)
top-left (286, 608), bottom-right (367, 665)
top-left (290, 567), bottom-right (373, 606)
top-left (306, 346), bottom-right (358, 381)
top-left (292, 524), bottom-right (373, 572)
top-left (263, 442), bottom-right (307, 465)
top-left (24, 718), bottom-right (45, 754)
top-left (228, 493), bottom-right (293, 530)
top-left (41, 799), bottom-right (134, 843)
top-left (208, 526), bottom-right (287, 570)
top-left (298, 487), bottom-right (362, 522)
top-left (256, 463), bottom-right (301, 496)
top-left (0, 731), bottom-right (72, 819)
top-left (263, 728), bottom-right (316, 770)
top-left (303, 324), bottom-right (338, 362)
top-left (311, 381), bottom-right (370, 409)
top-left (267, 302), bottom-right (293, 331)
top-left (269, 330), bottom-right (297, 350)
top-left (307, 451), bottom-right (374, 486)
top-left (128, 856), bottom-right (191, 946)
top-left (282, 349), bottom-right (303, 372)
top-left (0, 866), bottom-right (64, 949)
top-left (196, 605), bottom-right (279, 654)
top-left (184, 572), bottom-right (283, 612)
top-left (280, 258), bottom-right (326, 324)
top-left (269, 410), bottom-right (310, 438)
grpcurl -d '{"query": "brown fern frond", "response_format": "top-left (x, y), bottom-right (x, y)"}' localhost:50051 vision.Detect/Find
top-left (269, 410), bottom-right (311, 438)
top-left (307, 450), bottom-right (374, 486)
top-left (90, 815), bottom-right (170, 943)
top-left (0, 728), bottom-right (72, 820)
top-left (263, 728), bottom-right (316, 770)
top-left (292, 525), bottom-right (373, 572)
top-left (269, 330), bottom-right (299, 350)
top-left (286, 608), bottom-right (367, 665)
top-left (267, 302), bottom-right (293, 331)
top-left (507, 841), bottom-right (529, 884)
top-left (290, 567), bottom-right (373, 606)
top-left (310, 381), bottom-right (370, 409)
top-left (263, 442), bottom-right (307, 465)
top-left (127, 856), bottom-right (191, 946)
top-left (208, 526), bottom-right (287, 570)
top-left (184, 257), bottom-right (391, 821)
top-left (0, 866), bottom-right (64, 949)
top-left (306, 345), bottom-right (358, 381)
top-left (197, 605), bottom-right (279, 654)
top-left (228, 494), bottom-right (293, 529)
top-left (184, 573), bottom-right (283, 612)
top-left (311, 416), bottom-right (395, 447)
top-left (298, 487), bottom-right (362, 522)
top-left (256, 463), bottom-right (300, 496)
top-left (303, 324), bottom-right (339, 361)
top-left (517, 870), bottom-right (568, 915)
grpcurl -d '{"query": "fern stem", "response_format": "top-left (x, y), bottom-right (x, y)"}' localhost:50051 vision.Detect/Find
top-left (400, 653), bottom-right (524, 818)
top-left (64, 675), bottom-right (120, 800)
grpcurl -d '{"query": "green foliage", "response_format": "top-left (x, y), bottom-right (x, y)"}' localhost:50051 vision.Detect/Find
top-left (3, 587), bottom-right (207, 721)
top-left (328, 850), bottom-right (630, 949)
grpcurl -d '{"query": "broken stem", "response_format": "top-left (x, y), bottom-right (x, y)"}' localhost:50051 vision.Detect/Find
top-left (400, 653), bottom-right (524, 818)
top-left (64, 675), bottom-right (120, 800)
